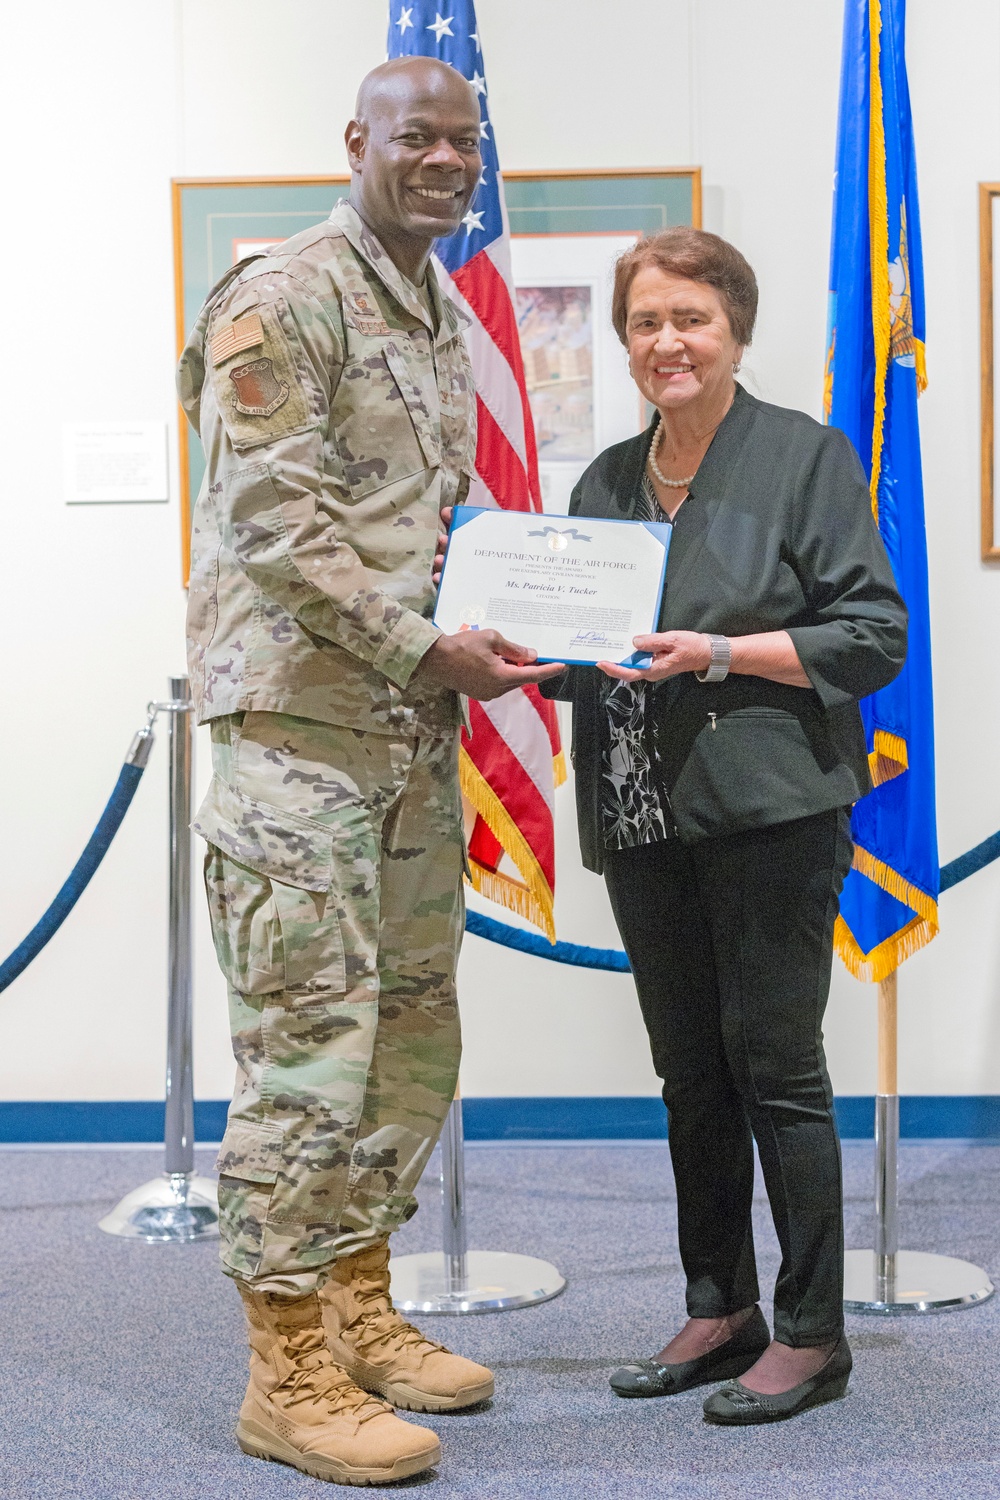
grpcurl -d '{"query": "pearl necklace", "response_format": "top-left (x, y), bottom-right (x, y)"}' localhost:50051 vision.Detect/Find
top-left (647, 418), bottom-right (696, 489)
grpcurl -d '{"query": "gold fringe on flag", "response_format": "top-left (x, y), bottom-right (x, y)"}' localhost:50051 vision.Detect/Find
top-left (834, 841), bottom-right (939, 983)
top-left (867, 0), bottom-right (891, 523)
top-left (460, 748), bottom-right (557, 942)
top-left (868, 727), bottom-right (908, 786)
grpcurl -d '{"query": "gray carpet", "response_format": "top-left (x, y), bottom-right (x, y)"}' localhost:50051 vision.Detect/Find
top-left (0, 1141), bottom-right (997, 1499)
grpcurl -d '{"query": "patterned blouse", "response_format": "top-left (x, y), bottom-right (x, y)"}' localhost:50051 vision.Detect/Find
top-left (599, 475), bottom-right (675, 849)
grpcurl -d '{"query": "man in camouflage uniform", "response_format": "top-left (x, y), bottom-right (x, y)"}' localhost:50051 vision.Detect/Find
top-left (177, 57), bottom-right (562, 1485)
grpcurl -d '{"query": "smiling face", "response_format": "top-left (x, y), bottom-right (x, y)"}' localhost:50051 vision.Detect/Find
top-left (346, 60), bottom-right (482, 275)
top-left (625, 266), bottom-right (743, 418)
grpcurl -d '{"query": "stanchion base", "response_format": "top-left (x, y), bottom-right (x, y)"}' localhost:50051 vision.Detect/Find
top-left (844, 1248), bottom-right (994, 1314)
top-left (390, 1250), bottom-right (566, 1315)
top-left (98, 1172), bottom-right (219, 1243)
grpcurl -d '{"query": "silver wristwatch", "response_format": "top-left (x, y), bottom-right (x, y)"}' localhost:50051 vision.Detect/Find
top-left (695, 634), bottom-right (732, 683)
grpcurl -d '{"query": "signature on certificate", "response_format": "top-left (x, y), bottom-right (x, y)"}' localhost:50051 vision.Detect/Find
top-left (571, 629), bottom-right (611, 645)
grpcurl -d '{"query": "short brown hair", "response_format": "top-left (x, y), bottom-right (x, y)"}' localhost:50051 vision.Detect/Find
top-left (611, 228), bottom-right (758, 348)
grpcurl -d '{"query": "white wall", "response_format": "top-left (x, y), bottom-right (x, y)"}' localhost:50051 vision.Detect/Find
top-left (0, 0), bottom-right (997, 1111)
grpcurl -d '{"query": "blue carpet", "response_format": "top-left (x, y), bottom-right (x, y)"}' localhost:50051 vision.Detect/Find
top-left (0, 1142), bottom-right (997, 1498)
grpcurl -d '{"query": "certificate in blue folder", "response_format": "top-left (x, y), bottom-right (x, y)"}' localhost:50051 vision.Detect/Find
top-left (434, 507), bottom-right (672, 668)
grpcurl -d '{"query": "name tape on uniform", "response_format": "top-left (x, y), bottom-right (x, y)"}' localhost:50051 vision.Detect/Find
top-left (344, 292), bottom-right (390, 337)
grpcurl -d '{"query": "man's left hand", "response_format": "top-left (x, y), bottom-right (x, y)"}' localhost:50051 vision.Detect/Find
top-left (432, 506), bottom-right (453, 585)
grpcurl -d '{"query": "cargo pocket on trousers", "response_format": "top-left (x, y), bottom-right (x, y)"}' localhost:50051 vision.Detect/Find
top-left (196, 775), bottom-right (346, 997)
top-left (215, 1119), bottom-right (283, 1276)
top-left (215, 1118), bottom-right (283, 1183)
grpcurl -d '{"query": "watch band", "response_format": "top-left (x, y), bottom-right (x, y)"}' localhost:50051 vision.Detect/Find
top-left (695, 634), bottom-right (732, 683)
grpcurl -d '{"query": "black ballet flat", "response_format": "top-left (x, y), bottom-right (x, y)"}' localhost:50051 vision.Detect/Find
top-left (702, 1333), bottom-right (852, 1425)
top-left (609, 1306), bottom-right (771, 1398)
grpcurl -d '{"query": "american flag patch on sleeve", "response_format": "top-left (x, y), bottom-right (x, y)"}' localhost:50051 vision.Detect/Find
top-left (211, 313), bottom-right (264, 367)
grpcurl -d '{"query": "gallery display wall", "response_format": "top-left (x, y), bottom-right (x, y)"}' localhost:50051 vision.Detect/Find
top-left (0, 0), bottom-right (998, 1116)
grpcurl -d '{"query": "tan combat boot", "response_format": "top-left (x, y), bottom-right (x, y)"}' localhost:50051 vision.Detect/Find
top-left (236, 1283), bottom-right (441, 1485)
top-left (320, 1241), bottom-right (495, 1413)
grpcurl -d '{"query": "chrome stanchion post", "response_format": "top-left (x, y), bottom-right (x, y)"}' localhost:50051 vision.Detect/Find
top-left (389, 1091), bottom-right (566, 1315)
top-left (843, 970), bottom-right (992, 1313)
top-left (440, 1099), bottom-right (469, 1294)
top-left (873, 1092), bottom-right (898, 1302)
top-left (164, 675), bottom-right (195, 1179)
top-left (100, 677), bottom-right (219, 1244)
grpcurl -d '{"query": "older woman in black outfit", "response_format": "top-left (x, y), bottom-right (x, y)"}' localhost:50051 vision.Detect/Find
top-left (541, 229), bottom-right (906, 1425)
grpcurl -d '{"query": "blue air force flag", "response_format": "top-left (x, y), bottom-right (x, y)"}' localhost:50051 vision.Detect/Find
top-left (825, 0), bottom-right (938, 980)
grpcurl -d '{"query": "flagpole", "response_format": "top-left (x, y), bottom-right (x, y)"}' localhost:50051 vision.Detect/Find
top-left (842, 968), bottom-right (993, 1313)
top-left (827, 0), bottom-right (992, 1319)
top-left (385, 0), bottom-right (567, 1315)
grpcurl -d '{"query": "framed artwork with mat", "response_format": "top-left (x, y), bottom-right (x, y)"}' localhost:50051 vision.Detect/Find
top-left (172, 169), bottom-right (701, 579)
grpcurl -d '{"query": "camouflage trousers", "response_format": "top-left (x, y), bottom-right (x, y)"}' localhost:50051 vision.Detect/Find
top-left (195, 711), bottom-right (465, 1295)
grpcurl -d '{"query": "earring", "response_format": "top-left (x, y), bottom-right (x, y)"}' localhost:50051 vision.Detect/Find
top-left (733, 361), bottom-right (742, 374)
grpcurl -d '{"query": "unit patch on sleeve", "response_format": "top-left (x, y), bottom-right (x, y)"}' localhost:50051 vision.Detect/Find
top-left (229, 358), bottom-right (289, 417)
top-left (208, 300), bottom-right (313, 450)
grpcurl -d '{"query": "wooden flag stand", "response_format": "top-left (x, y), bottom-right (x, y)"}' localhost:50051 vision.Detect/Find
top-left (843, 971), bottom-right (994, 1313)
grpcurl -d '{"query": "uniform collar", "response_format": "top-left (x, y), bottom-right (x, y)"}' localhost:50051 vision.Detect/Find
top-left (329, 199), bottom-right (468, 345)
top-left (421, 268), bottom-right (468, 346)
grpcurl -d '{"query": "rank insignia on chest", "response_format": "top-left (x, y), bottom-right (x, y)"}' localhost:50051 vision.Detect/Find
top-left (229, 357), bottom-right (290, 417)
top-left (344, 291), bottom-right (390, 337)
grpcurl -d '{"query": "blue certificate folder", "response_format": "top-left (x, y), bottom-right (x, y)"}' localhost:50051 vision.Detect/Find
top-left (434, 507), bottom-right (673, 668)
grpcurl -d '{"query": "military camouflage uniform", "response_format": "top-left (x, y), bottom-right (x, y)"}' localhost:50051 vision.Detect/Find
top-left (178, 200), bottom-right (475, 1294)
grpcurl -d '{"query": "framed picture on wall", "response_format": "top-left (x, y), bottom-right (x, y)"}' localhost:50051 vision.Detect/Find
top-left (172, 168), bottom-right (701, 577)
top-left (505, 170), bottom-right (701, 513)
top-left (979, 181), bottom-right (1000, 561)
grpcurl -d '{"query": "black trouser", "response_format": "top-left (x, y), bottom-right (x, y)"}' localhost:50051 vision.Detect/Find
top-left (604, 808), bottom-right (853, 1347)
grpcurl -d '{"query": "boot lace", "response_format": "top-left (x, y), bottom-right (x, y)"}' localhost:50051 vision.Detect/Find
top-left (347, 1267), bottom-right (447, 1362)
top-left (278, 1326), bottom-right (389, 1422)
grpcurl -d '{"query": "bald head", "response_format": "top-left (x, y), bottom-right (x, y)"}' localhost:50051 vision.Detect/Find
top-left (345, 56), bottom-right (483, 281)
top-left (355, 56), bottom-right (478, 126)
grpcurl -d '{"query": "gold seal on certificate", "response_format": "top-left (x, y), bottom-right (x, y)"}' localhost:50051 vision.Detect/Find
top-left (434, 507), bottom-right (673, 666)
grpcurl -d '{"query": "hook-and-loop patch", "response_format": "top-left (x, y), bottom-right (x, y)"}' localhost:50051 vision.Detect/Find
top-left (210, 312), bottom-right (264, 367)
top-left (209, 303), bottom-right (313, 450)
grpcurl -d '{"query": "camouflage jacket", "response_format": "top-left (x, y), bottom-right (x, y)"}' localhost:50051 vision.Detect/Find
top-left (177, 199), bottom-right (476, 735)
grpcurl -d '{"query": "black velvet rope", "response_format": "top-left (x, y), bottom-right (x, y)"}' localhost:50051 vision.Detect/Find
top-left (0, 763), bottom-right (147, 994)
top-left (0, 759), bottom-right (994, 986)
top-left (466, 832), bottom-right (1000, 970)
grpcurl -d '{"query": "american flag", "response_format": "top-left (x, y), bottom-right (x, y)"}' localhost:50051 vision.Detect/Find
top-left (388, 1), bottom-right (564, 940)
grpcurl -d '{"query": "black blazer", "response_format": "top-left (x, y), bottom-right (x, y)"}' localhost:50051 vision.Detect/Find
top-left (541, 385), bottom-right (908, 874)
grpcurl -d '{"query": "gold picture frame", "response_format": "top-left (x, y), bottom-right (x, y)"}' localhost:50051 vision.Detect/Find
top-left (979, 181), bottom-right (1000, 561)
